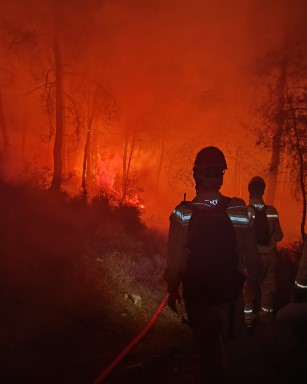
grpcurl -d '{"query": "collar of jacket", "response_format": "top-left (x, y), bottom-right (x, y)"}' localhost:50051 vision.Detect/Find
top-left (194, 191), bottom-right (222, 202)
top-left (249, 197), bottom-right (264, 205)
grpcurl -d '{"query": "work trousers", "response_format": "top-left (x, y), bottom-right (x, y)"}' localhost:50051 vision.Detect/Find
top-left (185, 294), bottom-right (247, 384)
top-left (244, 250), bottom-right (277, 312)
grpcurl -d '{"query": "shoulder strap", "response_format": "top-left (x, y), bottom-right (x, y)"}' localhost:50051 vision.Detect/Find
top-left (217, 196), bottom-right (231, 211)
top-left (172, 202), bottom-right (193, 224)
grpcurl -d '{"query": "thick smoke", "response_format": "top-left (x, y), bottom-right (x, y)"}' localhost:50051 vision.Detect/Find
top-left (0, 0), bottom-right (306, 239)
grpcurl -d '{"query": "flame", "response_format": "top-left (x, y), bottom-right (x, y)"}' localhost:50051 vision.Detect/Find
top-left (94, 153), bottom-right (145, 210)
top-left (95, 153), bottom-right (121, 190)
top-left (124, 194), bottom-right (145, 210)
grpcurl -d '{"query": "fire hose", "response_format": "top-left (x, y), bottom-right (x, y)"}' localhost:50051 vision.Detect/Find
top-left (92, 294), bottom-right (169, 384)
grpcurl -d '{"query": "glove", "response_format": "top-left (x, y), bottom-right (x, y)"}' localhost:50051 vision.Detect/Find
top-left (167, 291), bottom-right (182, 313)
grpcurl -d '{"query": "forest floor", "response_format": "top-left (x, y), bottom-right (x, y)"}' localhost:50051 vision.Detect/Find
top-left (2, 250), bottom-right (307, 384)
top-left (89, 250), bottom-right (307, 384)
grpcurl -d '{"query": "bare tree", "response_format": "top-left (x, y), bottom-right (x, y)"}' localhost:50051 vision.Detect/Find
top-left (286, 90), bottom-right (307, 239)
top-left (121, 131), bottom-right (136, 205)
top-left (251, 48), bottom-right (288, 206)
top-left (266, 56), bottom-right (287, 204)
top-left (155, 138), bottom-right (165, 197)
top-left (81, 84), bottom-right (118, 198)
top-left (253, 42), bottom-right (307, 237)
top-left (49, 24), bottom-right (64, 192)
top-left (0, 0), bottom-right (103, 192)
top-left (118, 121), bottom-right (151, 206)
top-left (81, 96), bottom-right (96, 198)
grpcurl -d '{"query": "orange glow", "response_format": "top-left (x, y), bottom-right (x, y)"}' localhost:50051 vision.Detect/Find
top-left (0, 0), bottom-right (306, 240)
top-left (96, 154), bottom-right (122, 191)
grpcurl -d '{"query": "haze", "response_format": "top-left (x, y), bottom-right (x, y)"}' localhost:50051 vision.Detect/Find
top-left (0, 0), bottom-right (306, 239)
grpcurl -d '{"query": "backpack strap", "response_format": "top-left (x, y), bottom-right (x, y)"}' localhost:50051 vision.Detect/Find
top-left (218, 196), bottom-right (238, 245)
top-left (217, 195), bottom-right (231, 211)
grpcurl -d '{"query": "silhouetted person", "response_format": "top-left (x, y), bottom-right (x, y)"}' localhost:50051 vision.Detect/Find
top-left (276, 234), bottom-right (307, 325)
top-left (274, 235), bottom-right (307, 383)
top-left (244, 176), bottom-right (283, 326)
top-left (164, 146), bottom-right (261, 384)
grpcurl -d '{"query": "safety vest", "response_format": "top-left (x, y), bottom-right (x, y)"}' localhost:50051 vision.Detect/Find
top-left (172, 197), bottom-right (250, 229)
top-left (247, 204), bottom-right (280, 232)
top-left (247, 202), bottom-right (283, 252)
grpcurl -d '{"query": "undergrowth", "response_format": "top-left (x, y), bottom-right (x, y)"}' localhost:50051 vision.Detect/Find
top-left (1, 179), bottom-right (167, 353)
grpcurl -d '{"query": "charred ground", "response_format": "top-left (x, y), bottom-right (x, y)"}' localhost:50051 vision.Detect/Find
top-left (1, 180), bottom-right (306, 384)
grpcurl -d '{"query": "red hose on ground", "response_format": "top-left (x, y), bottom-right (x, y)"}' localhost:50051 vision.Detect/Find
top-left (92, 294), bottom-right (169, 384)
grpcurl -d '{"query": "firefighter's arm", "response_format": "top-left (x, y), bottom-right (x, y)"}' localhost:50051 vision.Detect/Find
top-left (268, 205), bottom-right (283, 243)
top-left (164, 210), bottom-right (188, 312)
top-left (273, 216), bottom-right (284, 242)
top-left (228, 198), bottom-right (263, 280)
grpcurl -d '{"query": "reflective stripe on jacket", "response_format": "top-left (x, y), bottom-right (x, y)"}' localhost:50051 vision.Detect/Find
top-left (164, 194), bottom-right (262, 294)
top-left (247, 203), bottom-right (283, 253)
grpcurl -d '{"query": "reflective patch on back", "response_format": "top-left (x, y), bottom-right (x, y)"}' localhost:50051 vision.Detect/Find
top-left (172, 203), bottom-right (193, 224)
top-left (173, 208), bottom-right (191, 222)
top-left (229, 215), bottom-right (249, 224)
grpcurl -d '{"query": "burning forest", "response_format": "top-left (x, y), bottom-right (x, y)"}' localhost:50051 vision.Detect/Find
top-left (0, 0), bottom-right (306, 239)
top-left (1, 0), bottom-right (307, 383)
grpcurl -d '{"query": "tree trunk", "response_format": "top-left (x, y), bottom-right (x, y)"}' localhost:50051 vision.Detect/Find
top-left (289, 100), bottom-right (306, 240)
top-left (266, 60), bottom-right (287, 205)
top-left (121, 133), bottom-right (128, 203)
top-left (155, 138), bottom-right (165, 197)
top-left (82, 128), bottom-right (91, 197)
top-left (121, 132), bottom-right (135, 205)
top-left (50, 12), bottom-right (64, 192)
top-left (81, 91), bottom-right (97, 197)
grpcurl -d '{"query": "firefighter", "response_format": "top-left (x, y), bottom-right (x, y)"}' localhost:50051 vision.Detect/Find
top-left (275, 234), bottom-right (307, 325)
top-left (274, 235), bottom-right (307, 382)
top-left (164, 146), bottom-right (262, 384)
top-left (244, 176), bottom-right (284, 326)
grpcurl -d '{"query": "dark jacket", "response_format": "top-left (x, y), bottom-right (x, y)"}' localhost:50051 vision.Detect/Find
top-left (248, 197), bottom-right (283, 253)
top-left (164, 192), bottom-right (262, 294)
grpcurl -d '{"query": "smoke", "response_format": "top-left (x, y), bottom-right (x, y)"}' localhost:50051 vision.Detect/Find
top-left (0, 0), bottom-right (306, 239)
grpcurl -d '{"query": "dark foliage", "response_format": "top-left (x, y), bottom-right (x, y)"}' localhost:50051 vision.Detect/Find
top-left (0, 179), bottom-right (166, 383)
top-left (1, 179), bottom-right (306, 384)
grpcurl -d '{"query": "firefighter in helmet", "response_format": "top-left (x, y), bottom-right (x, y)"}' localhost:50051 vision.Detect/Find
top-left (244, 176), bottom-right (284, 326)
top-left (164, 146), bottom-right (261, 384)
